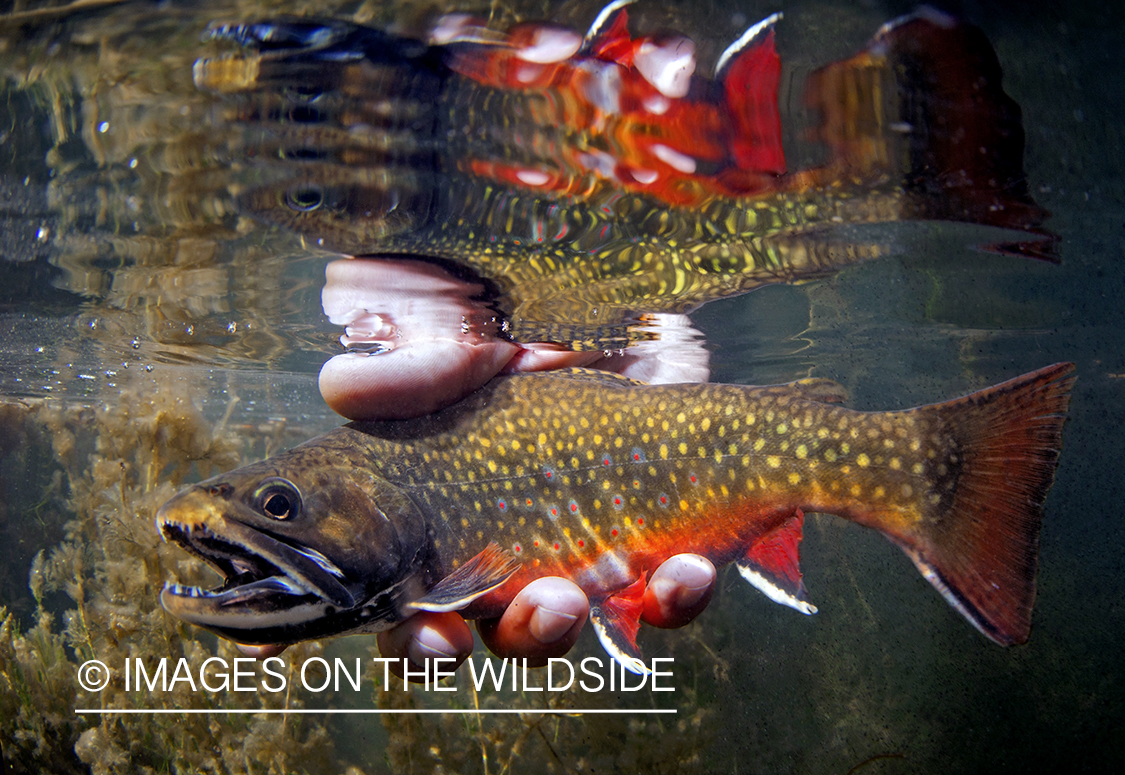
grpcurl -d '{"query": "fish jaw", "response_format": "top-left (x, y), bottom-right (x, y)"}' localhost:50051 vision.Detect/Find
top-left (156, 486), bottom-right (419, 644)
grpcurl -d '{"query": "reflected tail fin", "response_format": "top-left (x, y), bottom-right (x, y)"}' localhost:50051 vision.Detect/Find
top-left (803, 9), bottom-right (1056, 260)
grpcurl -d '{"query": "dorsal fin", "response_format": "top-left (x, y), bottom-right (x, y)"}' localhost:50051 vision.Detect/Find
top-left (535, 367), bottom-right (648, 388)
top-left (753, 377), bottom-right (849, 404)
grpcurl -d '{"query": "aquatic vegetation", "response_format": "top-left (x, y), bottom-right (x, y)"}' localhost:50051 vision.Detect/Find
top-left (0, 373), bottom-right (731, 774)
top-left (0, 378), bottom-right (338, 773)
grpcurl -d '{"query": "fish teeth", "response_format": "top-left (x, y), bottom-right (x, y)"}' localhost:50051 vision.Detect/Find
top-left (164, 581), bottom-right (207, 598)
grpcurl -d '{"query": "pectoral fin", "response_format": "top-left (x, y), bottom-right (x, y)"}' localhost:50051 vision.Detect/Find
top-left (590, 575), bottom-right (650, 675)
top-left (409, 543), bottom-right (520, 613)
top-left (737, 510), bottom-right (818, 615)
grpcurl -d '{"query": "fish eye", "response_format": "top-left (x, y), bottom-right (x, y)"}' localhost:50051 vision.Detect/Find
top-left (253, 478), bottom-right (302, 521)
top-left (284, 186), bottom-right (323, 212)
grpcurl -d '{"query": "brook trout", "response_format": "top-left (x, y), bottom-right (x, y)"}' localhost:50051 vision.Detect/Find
top-left (196, 8), bottom-right (1053, 352)
top-left (158, 364), bottom-right (1074, 669)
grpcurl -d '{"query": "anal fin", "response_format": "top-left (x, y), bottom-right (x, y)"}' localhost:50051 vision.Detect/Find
top-left (409, 542), bottom-right (520, 613)
top-left (589, 575), bottom-right (650, 674)
top-left (737, 510), bottom-right (818, 615)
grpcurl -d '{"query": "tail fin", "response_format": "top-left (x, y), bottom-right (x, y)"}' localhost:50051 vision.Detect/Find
top-left (894, 363), bottom-right (1075, 645)
top-left (803, 10), bottom-right (1056, 260)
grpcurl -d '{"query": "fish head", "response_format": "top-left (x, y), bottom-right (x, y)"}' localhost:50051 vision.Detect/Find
top-left (156, 446), bottom-right (432, 645)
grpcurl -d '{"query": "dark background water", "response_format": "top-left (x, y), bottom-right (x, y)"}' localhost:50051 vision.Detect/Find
top-left (1, 1), bottom-right (1122, 773)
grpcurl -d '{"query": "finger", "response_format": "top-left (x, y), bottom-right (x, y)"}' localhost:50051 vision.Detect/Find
top-left (320, 257), bottom-right (520, 420)
top-left (477, 577), bottom-right (589, 666)
top-left (320, 339), bottom-right (518, 420)
top-left (376, 611), bottom-right (475, 682)
top-left (641, 553), bottom-right (715, 629)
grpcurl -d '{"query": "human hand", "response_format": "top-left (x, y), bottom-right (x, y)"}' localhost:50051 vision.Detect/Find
top-left (236, 257), bottom-right (716, 675)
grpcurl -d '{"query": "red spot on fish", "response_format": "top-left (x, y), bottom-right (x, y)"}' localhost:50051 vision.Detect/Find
top-left (578, 539), bottom-right (585, 548)
top-left (514, 544), bottom-right (522, 553)
top-left (611, 528), bottom-right (619, 537)
top-left (690, 474), bottom-right (698, 484)
top-left (498, 499), bottom-right (507, 510)
top-left (553, 542), bottom-right (561, 551)
top-left (534, 540), bottom-right (540, 547)
top-left (569, 501), bottom-right (579, 513)
top-left (637, 517), bottom-right (644, 526)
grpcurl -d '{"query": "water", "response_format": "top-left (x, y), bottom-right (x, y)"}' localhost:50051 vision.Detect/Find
top-left (0, 1), bottom-right (1122, 773)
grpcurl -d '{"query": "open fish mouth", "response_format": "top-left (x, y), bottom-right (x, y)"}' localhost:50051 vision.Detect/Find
top-left (157, 508), bottom-right (360, 638)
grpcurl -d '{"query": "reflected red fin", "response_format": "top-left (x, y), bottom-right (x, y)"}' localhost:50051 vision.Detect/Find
top-left (589, 575), bottom-right (650, 674)
top-left (737, 510), bottom-right (817, 615)
top-left (585, 0), bottom-right (635, 62)
top-left (721, 27), bottom-right (785, 175)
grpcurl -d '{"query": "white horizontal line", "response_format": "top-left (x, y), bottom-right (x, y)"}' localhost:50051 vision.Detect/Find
top-left (76, 708), bottom-right (676, 715)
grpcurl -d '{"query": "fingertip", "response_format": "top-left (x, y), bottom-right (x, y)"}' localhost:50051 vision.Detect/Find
top-left (377, 611), bottom-right (475, 681)
top-left (478, 577), bottom-right (589, 664)
top-left (319, 341), bottom-right (518, 421)
top-left (643, 554), bottom-right (716, 629)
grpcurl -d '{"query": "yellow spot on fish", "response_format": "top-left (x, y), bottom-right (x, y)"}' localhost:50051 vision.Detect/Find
top-left (788, 472), bottom-right (800, 485)
top-left (824, 449), bottom-right (837, 462)
top-left (912, 463), bottom-right (925, 475)
top-left (767, 456), bottom-right (781, 468)
top-left (795, 444), bottom-right (808, 459)
top-left (776, 423), bottom-right (787, 435)
top-left (754, 439), bottom-right (765, 452)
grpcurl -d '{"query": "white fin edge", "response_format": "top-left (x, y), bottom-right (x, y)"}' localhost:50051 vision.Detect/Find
top-left (715, 12), bottom-right (783, 78)
top-left (583, 0), bottom-right (636, 48)
top-left (590, 613), bottom-right (651, 675)
top-left (737, 563), bottom-right (818, 615)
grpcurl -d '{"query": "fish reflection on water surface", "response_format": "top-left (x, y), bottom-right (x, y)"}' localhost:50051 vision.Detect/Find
top-left (158, 364), bottom-right (1074, 670)
top-left (195, 4), bottom-right (1054, 352)
top-left (154, 3), bottom-right (1071, 670)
